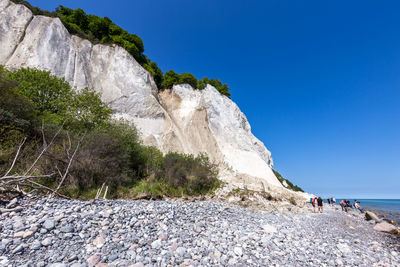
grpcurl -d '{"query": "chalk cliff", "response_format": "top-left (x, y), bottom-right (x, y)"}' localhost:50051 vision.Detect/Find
top-left (0, 0), bottom-right (284, 190)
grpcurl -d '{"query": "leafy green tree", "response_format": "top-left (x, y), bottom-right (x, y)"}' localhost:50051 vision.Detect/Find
top-left (202, 78), bottom-right (231, 97)
top-left (66, 88), bottom-right (112, 130)
top-left (178, 73), bottom-right (198, 89)
top-left (6, 68), bottom-right (73, 115)
top-left (161, 70), bottom-right (179, 89)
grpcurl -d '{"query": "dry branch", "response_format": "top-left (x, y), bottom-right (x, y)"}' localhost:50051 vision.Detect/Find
top-left (3, 137), bottom-right (27, 177)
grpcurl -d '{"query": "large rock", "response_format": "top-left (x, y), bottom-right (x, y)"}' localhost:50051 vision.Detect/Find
top-left (365, 211), bottom-right (381, 223)
top-left (373, 222), bottom-right (398, 234)
top-left (0, 0), bottom-right (293, 191)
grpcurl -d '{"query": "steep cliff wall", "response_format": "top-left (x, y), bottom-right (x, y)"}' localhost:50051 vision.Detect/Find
top-left (0, 0), bottom-right (283, 190)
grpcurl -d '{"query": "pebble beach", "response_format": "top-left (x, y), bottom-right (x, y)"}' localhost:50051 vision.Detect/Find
top-left (0, 198), bottom-right (399, 267)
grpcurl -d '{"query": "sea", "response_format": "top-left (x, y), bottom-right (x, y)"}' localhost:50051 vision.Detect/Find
top-left (335, 199), bottom-right (400, 223)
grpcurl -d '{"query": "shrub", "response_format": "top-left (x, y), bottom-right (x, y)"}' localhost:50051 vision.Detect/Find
top-left (161, 70), bottom-right (180, 89)
top-left (1, 66), bottom-right (221, 198)
top-left (177, 73), bottom-right (198, 89)
top-left (159, 152), bottom-right (220, 195)
top-left (5, 68), bottom-right (73, 115)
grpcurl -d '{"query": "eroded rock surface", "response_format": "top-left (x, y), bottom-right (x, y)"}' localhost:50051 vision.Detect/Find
top-left (0, 0), bottom-right (299, 192)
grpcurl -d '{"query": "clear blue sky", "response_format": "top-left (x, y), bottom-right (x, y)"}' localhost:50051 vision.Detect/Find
top-left (29, 0), bottom-right (400, 198)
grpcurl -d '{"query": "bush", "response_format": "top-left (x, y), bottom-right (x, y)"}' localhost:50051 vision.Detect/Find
top-left (1, 65), bottom-right (221, 198)
top-left (4, 67), bottom-right (112, 131)
top-left (159, 152), bottom-right (220, 195)
top-left (6, 68), bottom-right (73, 115)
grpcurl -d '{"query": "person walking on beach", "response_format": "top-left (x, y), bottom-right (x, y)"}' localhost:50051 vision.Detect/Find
top-left (328, 198), bottom-right (331, 206)
top-left (332, 197), bottom-right (336, 206)
top-left (312, 197), bottom-right (317, 213)
top-left (317, 197), bottom-right (324, 213)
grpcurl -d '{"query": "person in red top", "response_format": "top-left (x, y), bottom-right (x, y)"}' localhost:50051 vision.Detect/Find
top-left (312, 197), bottom-right (317, 213)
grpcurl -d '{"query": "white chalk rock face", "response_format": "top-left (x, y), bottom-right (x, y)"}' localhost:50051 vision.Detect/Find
top-left (158, 85), bottom-right (281, 188)
top-left (0, 0), bottom-right (282, 190)
top-left (0, 0), bottom-right (32, 63)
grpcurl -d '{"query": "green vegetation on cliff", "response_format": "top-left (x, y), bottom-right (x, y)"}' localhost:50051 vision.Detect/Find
top-left (0, 67), bottom-right (221, 199)
top-left (10, 0), bottom-right (231, 97)
top-left (273, 170), bottom-right (304, 192)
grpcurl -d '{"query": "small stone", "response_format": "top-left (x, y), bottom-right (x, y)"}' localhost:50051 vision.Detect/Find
top-left (159, 233), bottom-right (168, 241)
top-left (13, 231), bottom-right (25, 238)
top-left (87, 254), bottom-right (100, 266)
top-left (391, 251), bottom-right (398, 257)
top-left (336, 243), bottom-right (351, 254)
top-left (13, 220), bottom-right (24, 230)
top-left (176, 247), bottom-right (186, 257)
top-left (68, 255), bottom-right (79, 262)
top-left (234, 246), bottom-right (243, 256)
top-left (128, 263), bottom-right (144, 267)
top-left (108, 254), bottom-right (118, 261)
top-left (23, 231), bottom-right (34, 239)
top-left (43, 219), bottom-right (56, 230)
top-left (170, 242), bottom-right (178, 250)
top-left (262, 224), bottom-right (277, 234)
top-left (151, 239), bottom-right (162, 249)
top-left (94, 263), bottom-right (108, 267)
top-left (93, 236), bottom-right (106, 248)
top-left (31, 240), bottom-right (41, 250)
top-left (12, 244), bottom-right (24, 254)
top-left (41, 237), bottom-right (52, 247)
top-left (60, 225), bottom-right (74, 233)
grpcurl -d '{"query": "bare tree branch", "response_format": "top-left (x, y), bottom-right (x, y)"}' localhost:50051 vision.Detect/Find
top-left (3, 137), bottom-right (26, 177)
top-left (50, 134), bottom-right (84, 198)
top-left (23, 125), bottom-right (63, 177)
top-left (41, 119), bottom-right (47, 147)
top-left (22, 180), bottom-right (72, 200)
top-left (0, 173), bottom-right (56, 187)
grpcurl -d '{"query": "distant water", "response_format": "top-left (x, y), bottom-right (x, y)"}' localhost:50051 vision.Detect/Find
top-left (335, 199), bottom-right (400, 222)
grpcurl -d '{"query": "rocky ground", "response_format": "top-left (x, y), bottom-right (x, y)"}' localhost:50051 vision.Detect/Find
top-left (0, 198), bottom-right (399, 267)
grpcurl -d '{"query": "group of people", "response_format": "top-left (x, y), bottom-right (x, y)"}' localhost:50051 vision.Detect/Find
top-left (311, 196), bottom-right (324, 213)
top-left (339, 199), bottom-right (365, 213)
top-left (327, 197), bottom-right (336, 206)
top-left (310, 197), bottom-right (365, 214)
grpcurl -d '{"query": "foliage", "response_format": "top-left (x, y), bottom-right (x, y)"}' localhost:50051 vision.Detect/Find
top-left (66, 87), bottom-right (112, 130)
top-left (5, 68), bottom-right (73, 115)
top-left (160, 70), bottom-right (180, 89)
top-left (177, 73), bottom-right (198, 89)
top-left (273, 170), bottom-right (304, 192)
top-left (160, 70), bottom-right (231, 97)
top-left (1, 66), bottom-right (220, 198)
top-left (201, 77), bottom-right (231, 97)
top-left (159, 152), bottom-right (220, 195)
top-left (3, 67), bottom-right (112, 130)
